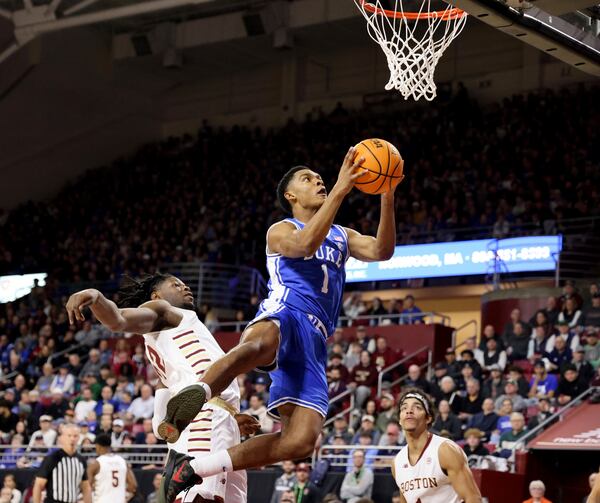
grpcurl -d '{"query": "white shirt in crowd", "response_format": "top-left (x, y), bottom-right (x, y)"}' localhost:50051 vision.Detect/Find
top-left (74, 399), bottom-right (97, 422)
top-left (127, 396), bottom-right (155, 420)
top-left (29, 428), bottom-right (57, 448)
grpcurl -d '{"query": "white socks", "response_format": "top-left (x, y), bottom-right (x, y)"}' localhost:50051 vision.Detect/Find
top-left (190, 450), bottom-right (233, 478)
top-left (198, 382), bottom-right (212, 401)
top-left (152, 388), bottom-right (171, 439)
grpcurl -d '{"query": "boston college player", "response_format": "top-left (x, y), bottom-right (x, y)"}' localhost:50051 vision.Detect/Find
top-left (393, 388), bottom-right (482, 503)
top-left (66, 274), bottom-right (259, 503)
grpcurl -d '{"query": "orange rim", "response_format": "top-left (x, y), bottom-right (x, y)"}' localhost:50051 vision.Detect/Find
top-left (360, 0), bottom-right (467, 20)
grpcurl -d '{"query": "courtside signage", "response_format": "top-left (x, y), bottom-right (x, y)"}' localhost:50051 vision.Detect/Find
top-left (346, 236), bottom-right (562, 282)
top-left (0, 272), bottom-right (47, 302)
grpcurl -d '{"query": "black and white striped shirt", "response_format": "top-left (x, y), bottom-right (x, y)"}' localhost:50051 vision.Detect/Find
top-left (37, 449), bottom-right (88, 503)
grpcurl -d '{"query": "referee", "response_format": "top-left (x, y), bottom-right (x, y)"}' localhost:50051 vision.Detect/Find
top-left (33, 423), bottom-right (92, 503)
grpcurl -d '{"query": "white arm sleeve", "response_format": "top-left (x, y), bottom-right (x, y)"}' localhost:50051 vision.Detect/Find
top-left (152, 388), bottom-right (171, 440)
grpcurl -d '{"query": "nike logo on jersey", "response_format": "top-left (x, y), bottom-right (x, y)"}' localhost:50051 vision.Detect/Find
top-left (172, 463), bottom-right (187, 483)
top-left (304, 244), bottom-right (344, 267)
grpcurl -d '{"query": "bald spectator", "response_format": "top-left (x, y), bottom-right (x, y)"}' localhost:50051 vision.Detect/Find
top-left (466, 398), bottom-right (499, 441)
top-left (458, 378), bottom-right (483, 422)
top-left (497, 412), bottom-right (527, 457)
top-left (432, 400), bottom-right (462, 440)
top-left (404, 364), bottom-right (430, 393)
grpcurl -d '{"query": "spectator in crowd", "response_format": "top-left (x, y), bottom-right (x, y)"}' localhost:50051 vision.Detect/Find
top-left (479, 325), bottom-right (504, 352)
top-left (497, 412), bottom-right (527, 457)
top-left (35, 363), bottom-right (55, 397)
top-left (111, 418), bottom-right (127, 446)
top-left (529, 310), bottom-right (551, 339)
top-left (145, 472), bottom-right (162, 503)
top-left (561, 281), bottom-right (583, 308)
top-left (50, 365), bottom-right (75, 396)
top-left (1, 474), bottom-right (21, 503)
top-left (584, 332), bottom-right (600, 369)
top-left (127, 383), bottom-right (154, 419)
top-left (328, 368), bottom-right (347, 416)
top-left (0, 434), bottom-right (25, 469)
top-left (528, 325), bottom-right (551, 362)
top-left (326, 415), bottom-right (352, 444)
top-left (463, 428), bottom-right (489, 458)
top-left (545, 336), bottom-right (573, 374)
top-left (481, 365), bottom-right (504, 401)
top-left (527, 398), bottom-right (554, 430)
top-left (494, 380), bottom-right (527, 413)
top-left (437, 376), bottom-right (460, 413)
top-left (528, 361), bottom-right (558, 399)
top-left (378, 422), bottom-right (405, 454)
top-left (556, 364), bottom-right (589, 405)
top-left (458, 378), bottom-right (484, 422)
top-left (290, 463), bottom-right (320, 503)
top-left (344, 293), bottom-right (367, 326)
top-left (400, 295), bottom-right (423, 324)
top-left (503, 309), bottom-right (530, 341)
top-left (94, 386), bottom-right (119, 417)
top-left (467, 398), bottom-right (499, 441)
top-left (546, 321), bottom-right (580, 354)
top-left (73, 388), bottom-right (97, 422)
top-left (507, 365), bottom-right (530, 398)
top-left (371, 336), bottom-right (397, 376)
top-left (368, 298), bottom-right (387, 323)
top-left (404, 364), bottom-right (430, 393)
top-left (505, 322), bottom-right (530, 361)
top-left (375, 393), bottom-right (398, 433)
top-left (432, 400), bottom-right (462, 440)
top-left (243, 393), bottom-right (274, 434)
top-left (443, 348), bottom-right (462, 378)
top-left (79, 349), bottom-right (102, 379)
top-left (330, 328), bottom-right (349, 356)
top-left (573, 346), bottom-right (594, 383)
top-left (348, 351), bottom-right (378, 409)
top-left (96, 413), bottom-right (113, 436)
top-left (75, 320), bottom-right (101, 348)
top-left (0, 400), bottom-right (18, 435)
top-left (583, 294), bottom-right (600, 329)
top-left (279, 490), bottom-right (295, 502)
top-left (270, 460), bottom-right (297, 503)
top-left (29, 415), bottom-right (57, 448)
top-left (77, 422), bottom-right (95, 445)
top-left (345, 342), bottom-right (363, 371)
top-left (340, 450), bottom-right (374, 503)
top-left (354, 327), bottom-right (375, 353)
top-left (522, 479), bottom-right (552, 503)
top-left (558, 297), bottom-right (582, 329)
top-left (252, 375), bottom-right (270, 404)
top-left (542, 297), bottom-right (561, 327)
top-left (476, 337), bottom-right (507, 372)
top-left (352, 415), bottom-right (381, 444)
top-left (495, 398), bottom-right (514, 435)
top-left (385, 299), bottom-right (401, 324)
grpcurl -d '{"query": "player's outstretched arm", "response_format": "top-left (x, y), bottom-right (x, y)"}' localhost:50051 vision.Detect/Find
top-left (345, 172), bottom-right (401, 262)
top-left (269, 147), bottom-right (366, 258)
top-left (439, 441), bottom-right (482, 503)
top-left (66, 289), bottom-right (180, 334)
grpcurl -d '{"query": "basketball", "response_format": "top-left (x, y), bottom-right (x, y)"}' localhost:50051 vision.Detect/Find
top-left (353, 138), bottom-right (404, 195)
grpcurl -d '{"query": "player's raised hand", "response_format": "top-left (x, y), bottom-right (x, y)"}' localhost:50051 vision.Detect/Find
top-left (66, 289), bottom-right (100, 324)
top-left (334, 147), bottom-right (367, 196)
top-left (234, 413), bottom-right (261, 436)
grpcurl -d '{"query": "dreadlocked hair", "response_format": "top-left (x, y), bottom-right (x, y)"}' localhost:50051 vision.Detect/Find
top-left (116, 273), bottom-right (173, 308)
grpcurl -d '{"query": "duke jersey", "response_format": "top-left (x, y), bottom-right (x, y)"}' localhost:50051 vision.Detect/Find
top-left (394, 434), bottom-right (463, 503)
top-left (143, 307), bottom-right (240, 409)
top-left (93, 453), bottom-right (127, 503)
top-left (260, 218), bottom-right (349, 336)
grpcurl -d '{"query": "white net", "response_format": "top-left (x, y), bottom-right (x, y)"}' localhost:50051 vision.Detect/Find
top-left (354, 0), bottom-right (468, 101)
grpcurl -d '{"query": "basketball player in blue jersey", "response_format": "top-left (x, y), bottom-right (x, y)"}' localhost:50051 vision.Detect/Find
top-left (158, 146), bottom-right (403, 503)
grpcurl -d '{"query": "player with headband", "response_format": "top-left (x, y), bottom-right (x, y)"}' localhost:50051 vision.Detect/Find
top-left (393, 388), bottom-right (482, 502)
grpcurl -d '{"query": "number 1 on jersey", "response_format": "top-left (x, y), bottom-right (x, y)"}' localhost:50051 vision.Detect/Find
top-left (320, 264), bottom-right (329, 294)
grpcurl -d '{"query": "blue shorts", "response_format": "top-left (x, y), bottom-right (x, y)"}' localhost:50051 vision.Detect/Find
top-left (248, 304), bottom-right (329, 419)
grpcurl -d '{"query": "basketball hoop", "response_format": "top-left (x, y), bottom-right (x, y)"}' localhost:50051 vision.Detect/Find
top-left (355, 0), bottom-right (468, 101)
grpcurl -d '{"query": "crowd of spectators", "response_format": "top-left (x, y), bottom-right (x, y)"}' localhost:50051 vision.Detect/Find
top-left (0, 85), bottom-right (599, 286)
top-left (2, 279), bottom-right (598, 503)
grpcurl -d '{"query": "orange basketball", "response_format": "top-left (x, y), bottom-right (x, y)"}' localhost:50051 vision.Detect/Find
top-left (353, 138), bottom-right (404, 195)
